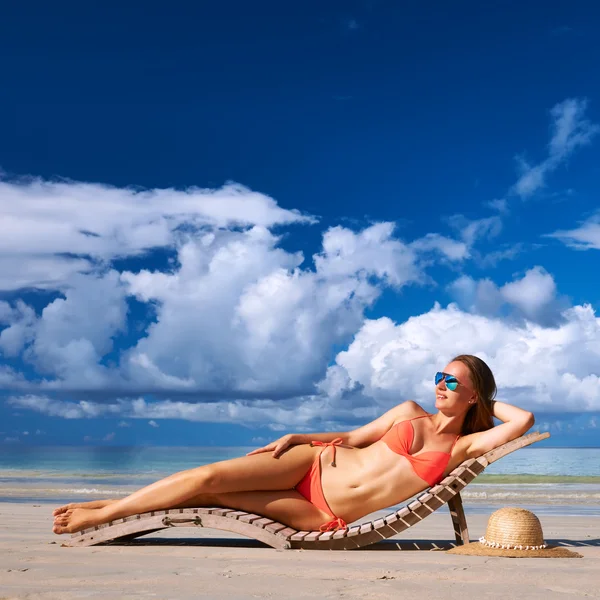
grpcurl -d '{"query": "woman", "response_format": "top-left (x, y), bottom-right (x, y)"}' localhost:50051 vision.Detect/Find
top-left (53, 354), bottom-right (534, 534)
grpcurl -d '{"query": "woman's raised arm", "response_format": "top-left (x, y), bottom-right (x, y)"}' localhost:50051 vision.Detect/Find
top-left (465, 400), bottom-right (535, 458)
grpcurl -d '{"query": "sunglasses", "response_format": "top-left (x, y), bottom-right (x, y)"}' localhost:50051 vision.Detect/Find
top-left (435, 371), bottom-right (463, 391)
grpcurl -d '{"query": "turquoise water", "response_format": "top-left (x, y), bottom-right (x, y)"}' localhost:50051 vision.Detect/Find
top-left (1, 446), bottom-right (599, 515)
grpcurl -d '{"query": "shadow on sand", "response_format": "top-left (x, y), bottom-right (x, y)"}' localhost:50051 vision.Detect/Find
top-left (98, 537), bottom-right (600, 550)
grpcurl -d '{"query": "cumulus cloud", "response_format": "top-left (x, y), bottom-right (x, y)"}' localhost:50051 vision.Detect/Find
top-left (447, 267), bottom-right (565, 325)
top-left (322, 301), bottom-right (600, 414)
top-left (2, 169), bottom-right (599, 430)
top-left (0, 175), bottom-right (471, 399)
top-left (547, 212), bottom-right (600, 251)
top-left (9, 298), bottom-right (600, 429)
top-left (512, 98), bottom-right (599, 198)
top-left (118, 222), bottom-right (428, 398)
top-left (0, 178), bottom-right (315, 291)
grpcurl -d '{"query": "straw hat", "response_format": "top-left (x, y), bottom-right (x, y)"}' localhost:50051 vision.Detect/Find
top-left (447, 507), bottom-right (582, 558)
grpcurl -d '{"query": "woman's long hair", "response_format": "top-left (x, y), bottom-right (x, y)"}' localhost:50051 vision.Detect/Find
top-left (452, 354), bottom-right (496, 435)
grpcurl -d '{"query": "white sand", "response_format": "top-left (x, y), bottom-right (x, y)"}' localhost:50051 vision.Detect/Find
top-left (1, 503), bottom-right (599, 600)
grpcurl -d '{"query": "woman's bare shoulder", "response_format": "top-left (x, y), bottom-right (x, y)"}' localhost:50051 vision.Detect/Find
top-left (389, 400), bottom-right (429, 422)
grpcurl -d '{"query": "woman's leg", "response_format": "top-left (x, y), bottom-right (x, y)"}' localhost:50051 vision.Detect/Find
top-left (55, 489), bottom-right (332, 532)
top-left (52, 444), bottom-right (318, 534)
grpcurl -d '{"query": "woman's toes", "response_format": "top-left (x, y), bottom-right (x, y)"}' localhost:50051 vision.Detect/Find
top-left (53, 504), bottom-right (72, 516)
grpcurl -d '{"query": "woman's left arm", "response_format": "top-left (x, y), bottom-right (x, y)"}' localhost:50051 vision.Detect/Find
top-left (465, 401), bottom-right (535, 458)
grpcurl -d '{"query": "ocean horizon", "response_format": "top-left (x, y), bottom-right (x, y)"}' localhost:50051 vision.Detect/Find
top-left (2, 445), bottom-right (600, 516)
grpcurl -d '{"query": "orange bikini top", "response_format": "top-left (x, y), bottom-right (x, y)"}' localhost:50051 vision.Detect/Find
top-left (380, 415), bottom-right (460, 487)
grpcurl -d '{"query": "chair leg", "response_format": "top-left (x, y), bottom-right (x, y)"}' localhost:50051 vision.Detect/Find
top-left (448, 492), bottom-right (469, 545)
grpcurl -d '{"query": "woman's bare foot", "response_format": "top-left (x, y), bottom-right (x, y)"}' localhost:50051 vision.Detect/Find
top-left (52, 507), bottom-right (108, 534)
top-left (53, 499), bottom-right (116, 517)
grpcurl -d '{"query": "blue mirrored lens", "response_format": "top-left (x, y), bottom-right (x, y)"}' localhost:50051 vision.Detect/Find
top-left (435, 372), bottom-right (459, 391)
top-left (445, 379), bottom-right (459, 391)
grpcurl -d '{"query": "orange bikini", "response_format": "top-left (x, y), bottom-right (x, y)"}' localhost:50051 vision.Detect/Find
top-left (295, 416), bottom-right (460, 532)
top-left (295, 438), bottom-right (347, 532)
top-left (379, 414), bottom-right (460, 487)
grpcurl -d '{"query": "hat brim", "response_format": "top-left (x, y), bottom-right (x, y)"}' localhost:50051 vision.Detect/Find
top-left (447, 542), bottom-right (582, 559)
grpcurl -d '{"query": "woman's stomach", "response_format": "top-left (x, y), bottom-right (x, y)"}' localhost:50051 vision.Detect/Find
top-left (320, 443), bottom-right (431, 522)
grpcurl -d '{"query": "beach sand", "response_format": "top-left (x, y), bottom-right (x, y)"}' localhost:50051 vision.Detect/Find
top-left (1, 503), bottom-right (599, 599)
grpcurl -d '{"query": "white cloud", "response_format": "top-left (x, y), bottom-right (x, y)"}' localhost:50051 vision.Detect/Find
top-left (448, 215), bottom-right (502, 247)
top-left (500, 266), bottom-right (559, 321)
top-left (148, 420), bottom-right (159, 428)
top-left (322, 301), bottom-right (600, 414)
top-left (0, 178), bottom-right (315, 291)
top-left (0, 255), bottom-right (93, 292)
top-left (0, 301), bottom-right (36, 357)
top-left (447, 266), bottom-right (563, 324)
top-left (0, 174), bottom-right (477, 398)
top-left (476, 243), bottom-right (523, 268)
top-left (486, 198), bottom-right (509, 214)
top-left (11, 296), bottom-right (600, 428)
top-left (0, 271), bottom-right (128, 390)
top-left (1, 217), bottom-right (465, 397)
top-left (547, 212), bottom-right (600, 250)
top-left (7, 395), bottom-right (123, 419)
top-left (409, 233), bottom-right (469, 262)
top-left (512, 98), bottom-right (599, 198)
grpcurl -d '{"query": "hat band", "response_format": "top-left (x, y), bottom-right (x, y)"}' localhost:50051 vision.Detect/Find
top-left (479, 536), bottom-right (547, 551)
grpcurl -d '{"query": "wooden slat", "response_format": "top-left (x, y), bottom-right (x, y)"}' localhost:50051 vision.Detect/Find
top-left (237, 513), bottom-right (263, 524)
top-left (422, 493), bottom-right (445, 511)
top-left (345, 525), bottom-right (362, 538)
top-left (251, 517), bottom-right (276, 529)
top-left (483, 431), bottom-right (549, 464)
top-left (359, 522), bottom-right (373, 534)
top-left (264, 522), bottom-right (288, 534)
top-left (225, 511), bottom-right (248, 520)
top-left (278, 527), bottom-right (298, 539)
top-left (332, 528), bottom-right (349, 540)
top-left (207, 508), bottom-right (236, 517)
top-left (395, 506), bottom-right (411, 520)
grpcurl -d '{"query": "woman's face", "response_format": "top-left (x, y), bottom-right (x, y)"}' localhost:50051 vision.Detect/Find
top-left (434, 361), bottom-right (477, 414)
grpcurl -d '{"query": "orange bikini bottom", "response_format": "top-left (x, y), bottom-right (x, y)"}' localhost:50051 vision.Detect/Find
top-left (295, 439), bottom-right (348, 532)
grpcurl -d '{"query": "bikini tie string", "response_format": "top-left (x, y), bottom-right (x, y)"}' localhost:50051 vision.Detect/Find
top-left (309, 438), bottom-right (344, 467)
top-left (319, 517), bottom-right (348, 532)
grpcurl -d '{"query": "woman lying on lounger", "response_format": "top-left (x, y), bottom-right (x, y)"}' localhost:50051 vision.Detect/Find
top-left (53, 354), bottom-right (534, 535)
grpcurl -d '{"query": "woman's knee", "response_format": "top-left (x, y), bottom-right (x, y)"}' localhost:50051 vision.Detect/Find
top-left (186, 465), bottom-right (222, 493)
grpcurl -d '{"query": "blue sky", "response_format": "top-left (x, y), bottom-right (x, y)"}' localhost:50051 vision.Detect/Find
top-left (1, 0), bottom-right (599, 447)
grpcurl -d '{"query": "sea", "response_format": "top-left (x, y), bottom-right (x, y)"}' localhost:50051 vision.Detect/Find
top-left (1, 446), bottom-right (599, 517)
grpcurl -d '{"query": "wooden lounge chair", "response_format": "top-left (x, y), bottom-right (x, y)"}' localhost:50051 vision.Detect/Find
top-left (66, 431), bottom-right (549, 550)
